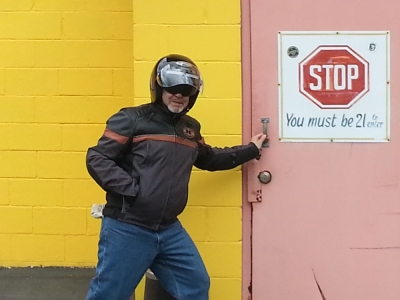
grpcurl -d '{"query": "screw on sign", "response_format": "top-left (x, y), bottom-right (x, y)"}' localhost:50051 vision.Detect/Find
top-left (299, 45), bottom-right (370, 109)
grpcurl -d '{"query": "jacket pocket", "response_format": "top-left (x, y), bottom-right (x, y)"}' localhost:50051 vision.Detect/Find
top-left (134, 174), bottom-right (148, 205)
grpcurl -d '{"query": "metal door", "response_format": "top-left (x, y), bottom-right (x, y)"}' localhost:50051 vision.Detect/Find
top-left (242, 0), bottom-right (400, 299)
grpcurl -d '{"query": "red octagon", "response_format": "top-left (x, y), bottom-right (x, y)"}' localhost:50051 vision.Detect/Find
top-left (299, 45), bottom-right (370, 109)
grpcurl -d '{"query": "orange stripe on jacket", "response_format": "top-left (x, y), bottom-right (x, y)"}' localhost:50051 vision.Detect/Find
top-left (104, 129), bottom-right (129, 144)
top-left (132, 135), bottom-right (198, 149)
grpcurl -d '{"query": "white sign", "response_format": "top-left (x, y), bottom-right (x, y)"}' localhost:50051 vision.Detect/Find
top-left (278, 31), bottom-right (390, 142)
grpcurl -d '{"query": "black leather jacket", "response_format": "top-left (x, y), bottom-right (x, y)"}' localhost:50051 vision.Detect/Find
top-left (86, 102), bottom-right (260, 230)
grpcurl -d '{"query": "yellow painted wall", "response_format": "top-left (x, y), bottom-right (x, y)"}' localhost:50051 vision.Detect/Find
top-left (0, 0), bottom-right (134, 268)
top-left (0, 0), bottom-right (243, 299)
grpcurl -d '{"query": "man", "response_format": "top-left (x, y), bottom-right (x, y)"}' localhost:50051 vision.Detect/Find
top-left (86, 54), bottom-right (267, 300)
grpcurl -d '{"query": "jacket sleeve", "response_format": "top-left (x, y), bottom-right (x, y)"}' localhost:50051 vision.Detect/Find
top-left (86, 109), bottom-right (139, 197)
top-left (193, 127), bottom-right (260, 171)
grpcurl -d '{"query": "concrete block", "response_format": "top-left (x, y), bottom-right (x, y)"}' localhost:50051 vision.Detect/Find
top-left (33, 207), bottom-right (86, 235)
top-left (0, 207), bottom-right (32, 234)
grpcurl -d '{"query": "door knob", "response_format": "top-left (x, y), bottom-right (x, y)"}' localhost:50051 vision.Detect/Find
top-left (258, 171), bottom-right (272, 184)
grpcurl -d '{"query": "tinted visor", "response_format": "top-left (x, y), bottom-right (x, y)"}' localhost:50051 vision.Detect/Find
top-left (164, 84), bottom-right (197, 97)
top-left (156, 59), bottom-right (202, 92)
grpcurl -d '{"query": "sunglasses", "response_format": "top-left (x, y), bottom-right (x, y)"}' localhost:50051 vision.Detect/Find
top-left (164, 85), bottom-right (197, 97)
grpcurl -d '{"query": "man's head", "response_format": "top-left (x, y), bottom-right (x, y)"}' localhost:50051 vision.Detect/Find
top-left (150, 54), bottom-right (203, 113)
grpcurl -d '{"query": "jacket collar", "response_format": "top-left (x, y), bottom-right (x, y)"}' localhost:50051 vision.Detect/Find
top-left (151, 102), bottom-right (188, 123)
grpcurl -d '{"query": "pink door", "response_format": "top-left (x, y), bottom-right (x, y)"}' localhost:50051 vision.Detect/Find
top-left (242, 0), bottom-right (400, 299)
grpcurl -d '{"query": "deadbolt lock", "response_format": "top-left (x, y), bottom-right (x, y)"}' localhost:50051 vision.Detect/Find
top-left (258, 171), bottom-right (272, 184)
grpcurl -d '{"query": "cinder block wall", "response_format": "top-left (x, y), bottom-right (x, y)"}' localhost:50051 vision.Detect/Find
top-left (0, 0), bottom-right (243, 299)
top-left (132, 2), bottom-right (244, 298)
top-left (0, 0), bottom-right (134, 265)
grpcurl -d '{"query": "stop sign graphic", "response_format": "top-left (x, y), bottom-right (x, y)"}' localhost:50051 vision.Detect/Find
top-left (299, 45), bottom-right (370, 109)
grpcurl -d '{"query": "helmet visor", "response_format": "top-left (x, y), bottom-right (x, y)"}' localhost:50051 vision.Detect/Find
top-left (163, 85), bottom-right (197, 97)
top-left (156, 59), bottom-right (203, 92)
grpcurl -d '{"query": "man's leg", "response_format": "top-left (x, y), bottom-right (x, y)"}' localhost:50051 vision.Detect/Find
top-left (150, 221), bottom-right (210, 300)
top-left (86, 217), bottom-right (157, 300)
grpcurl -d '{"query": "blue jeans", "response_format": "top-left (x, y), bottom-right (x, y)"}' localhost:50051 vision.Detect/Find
top-left (86, 217), bottom-right (210, 300)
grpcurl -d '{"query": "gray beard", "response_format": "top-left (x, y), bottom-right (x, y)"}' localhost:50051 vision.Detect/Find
top-left (167, 104), bottom-right (185, 114)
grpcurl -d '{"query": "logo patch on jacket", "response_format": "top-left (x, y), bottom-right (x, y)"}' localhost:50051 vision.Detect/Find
top-left (183, 126), bottom-right (195, 139)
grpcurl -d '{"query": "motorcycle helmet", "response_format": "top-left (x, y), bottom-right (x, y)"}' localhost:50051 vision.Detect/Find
top-left (150, 54), bottom-right (203, 110)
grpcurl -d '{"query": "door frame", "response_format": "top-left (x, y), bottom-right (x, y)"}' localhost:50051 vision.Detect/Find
top-left (241, 0), bottom-right (254, 299)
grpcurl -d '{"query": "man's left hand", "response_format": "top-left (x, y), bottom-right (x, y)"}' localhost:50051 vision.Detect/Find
top-left (250, 133), bottom-right (267, 150)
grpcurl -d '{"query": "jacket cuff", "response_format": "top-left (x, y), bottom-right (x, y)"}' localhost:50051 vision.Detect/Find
top-left (249, 142), bottom-right (261, 159)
